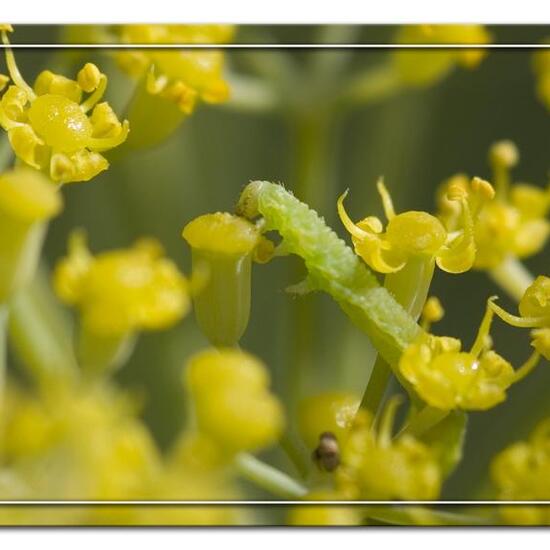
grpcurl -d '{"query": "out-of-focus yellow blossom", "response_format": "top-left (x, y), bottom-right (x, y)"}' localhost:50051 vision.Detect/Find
top-left (0, 167), bottom-right (62, 301)
top-left (532, 41), bottom-right (550, 112)
top-left (338, 178), bottom-right (487, 274)
top-left (298, 391), bottom-right (360, 450)
top-left (421, 296), bottom-right (445, 331)
top-left (53, 231), bottom-right (190, 337)
top-left (392, 25), bottom-right (491, 87)
top-left (287, 490), bottom-right (362, 526)
top-left (399, 299), bottom-right (540, 411)
top-left (438, 142), bottom-right (550, 270)
top-left (1, 380), bottom-right (161, 501)
top-left (491, 419), bottom-right (550, 525)
top-left (185, 348), bottom-right (284, 454)
top-left (0, 28), bottom-right (128, 184)
top-left (183, 212), bottom-right (273, 346)
top-left (491, 275), bottom-right (550, 360)
top-left (336, 400), bottom-right (441, 500)
top-left (114, 25), bottom-right (234, 113)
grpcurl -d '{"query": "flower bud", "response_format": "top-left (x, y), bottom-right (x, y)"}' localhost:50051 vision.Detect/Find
top-left (182, 212), bottom-right (263, 347)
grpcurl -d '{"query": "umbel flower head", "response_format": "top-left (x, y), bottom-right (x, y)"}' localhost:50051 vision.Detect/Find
top-left (185, 348), bottom-right (284, 454)
top-left (491, 419), bottom-right (550, 525)
top-left (392, 24), bottom-right (491, 88)
top-left (0, 27), bottom-right (129, 184)
top-left (336, 398), bottom-right (441, 500)
top-left (0, 167), bottom-right (62, 301)
top-left (399, 298), bottom-right (540, 411)
top-left (53, 231), bottom-right (190, 337)
top-left (437, 141), bottom-right (550, 270)
top-left (338, 177), bottom-right (490, 274)
top-left (114, 25), bottom-right (234, 113)
top-left (490, 275), bottom-right (550, 360)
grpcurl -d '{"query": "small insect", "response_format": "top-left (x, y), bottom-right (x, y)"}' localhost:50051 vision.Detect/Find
top-left (312, 431), bottom-right (340, 472)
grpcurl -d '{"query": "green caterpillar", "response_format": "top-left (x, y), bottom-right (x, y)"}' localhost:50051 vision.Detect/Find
top-left (236, 181), bottom-right (423, 367)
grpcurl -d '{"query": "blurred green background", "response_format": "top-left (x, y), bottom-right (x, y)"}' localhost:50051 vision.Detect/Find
top-left (5, 24), bottom-right (550, 500)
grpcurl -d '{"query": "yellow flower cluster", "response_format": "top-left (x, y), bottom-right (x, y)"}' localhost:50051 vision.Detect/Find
top-left (392, 25), bottom-right (491, 87)
top-left (491, 419), bottom-right (550, 525)
top-left (399, 299), bottom-right (539, 410)
top-left (491, 275), bottom-right (550, 360)
top-left (53, 232), bottom-right (190, 337)
top-left (336, 399), bottom-right (441, 500)
top-left (0, 28), bottom-right (129, 184)
top-left (437, 141), bottom-right (550, 270)
top-left (185, 348), bottom-right (284, 454)
top-left (338, 178), bottom-right (490, 274)
top-left (114, 25), bottom-right (234, 113)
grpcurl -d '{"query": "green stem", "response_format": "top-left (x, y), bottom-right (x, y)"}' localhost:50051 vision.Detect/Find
top-left (399, 405), bottom-right (449, 438)
top-left (489, 256), bottom-right (535, 302)
top-left (234, 452), bottom-right (308, 499)
top-left (8, 266), bottom-right (77, 383)
top-left (361, 257), bottom-right (435, 414)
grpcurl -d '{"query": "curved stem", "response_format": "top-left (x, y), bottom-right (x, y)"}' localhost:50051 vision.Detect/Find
top-left (366, 505), bottom-right (490, 526)
top-left (234, 452), bottom-right (308, 499)
top-left (489, 256), bottom-right (534, 302)
top-left (399, 405), bottom-right (449, 439)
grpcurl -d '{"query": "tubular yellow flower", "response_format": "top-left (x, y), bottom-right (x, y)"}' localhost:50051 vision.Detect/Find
top-left (392, 25), bottom-right (491, 88)
top-left (490, 275), bottom-right (550, 359)
top-left (336, 400), bottom-right (441, 500)
top-left (338, 178), bottom-right (480, 275)
top-left (438, 142), bottom-right (550, 270)
top-left (115, 25), bottom-right (233, 112)
top-left (298, 391), bottom-right (360, 450)
top-left (0, 29), bottom-right (128, 184)
top-left (0, 167), bottom-right (62, 302)
top-left (491, 419), bottom-right (550, 525)
top-left (182, 212), bottom-right (272, 347)
top-left (185, 348), bottom-right (284, 454)
top-left (399, 299), bottom-right (540, 411)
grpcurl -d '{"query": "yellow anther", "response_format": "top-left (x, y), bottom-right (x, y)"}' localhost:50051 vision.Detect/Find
top-left (185, 348), bottom-right (284, 454)
top-left (471, 176), bottom-right (496, 201)
top-left (77, 63), bottom-right (102, 93)
top-left (421, 296), bottom-right (445, 331)
top-left (0, 32), bottom-right (128, 184)
top-left (489, 140), bottom-right (519, 170)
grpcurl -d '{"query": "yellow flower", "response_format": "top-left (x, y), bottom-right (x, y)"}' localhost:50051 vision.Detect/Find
top-left (491, 419), bottom-right (550, 524)
top-left (182, 212), bottom-right (273, 346)
top-left (338, 178), bottom-right (486, 274)
top-left (438, 142), bottom-right (550, 270)
top-left (491, 275), bottom-right (550, 359)
top-left (114, 25), bottom-right (234, 113)
top-left (0, 167), bottom-right (62, 301)
top-left (53, 231), bottom-right (190, 337)
top-left (298, 391), bottom-right (360, 450)
top-left (0, 28), bottom-right (129, 184)
top-left (185, 348), bottom-right (284, 454)
top-left (287, 490), bottom-right (361, 526)
top-left (336, 399), bottom-right (441, 500)
top-left (392, 25), bottom-right (491, 87)
top-left (399, 299), bottom-right (540, 410)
